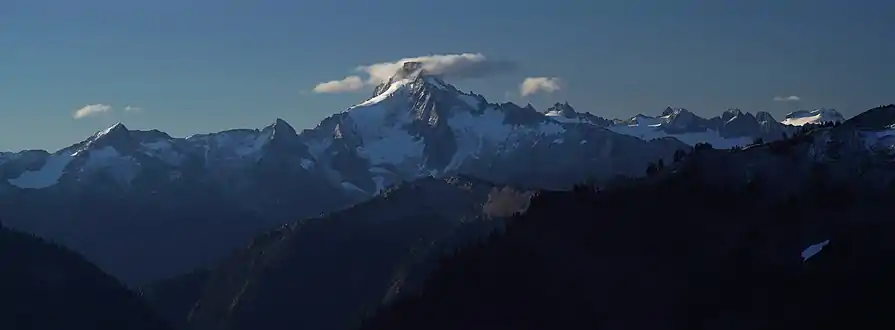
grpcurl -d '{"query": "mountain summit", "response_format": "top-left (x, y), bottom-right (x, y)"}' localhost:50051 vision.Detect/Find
top-left (393, 61), bottom-right (426, 79)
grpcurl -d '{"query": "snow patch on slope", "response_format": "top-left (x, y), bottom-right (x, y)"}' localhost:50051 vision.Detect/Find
top-left (356, 79), bottom-right (414, 108)
top-left (7, 154), bottom-right (74, 189)
top-left (83, 146), bottom-right (122, 168)
top-left (801, 239), bottom-right (830, 262)
top-left (340, 181), bottom-right (367, 194)
top-left (782, 109), bottom-right (844, 126)
top-left (346, 78), bottom-right (426, 166)
top-left (141, 140), bottom-right (185, 166)
top-left (445, 106), bottom-right (566, 171)
top-left (80, 146), bottom-right (140, 185)
top-left (608, 124), bottom-right (752, 149)
top-left (861, 126), bottom-right (895, 153)
top-left (544, 111), bottom-right (592, 124)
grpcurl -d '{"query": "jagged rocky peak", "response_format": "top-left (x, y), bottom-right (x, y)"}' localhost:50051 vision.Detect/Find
top-left (371, 61), bottom-right (455, 97)
top-left (381, 61), bottom-right (430, 88)
top-left (661, 107), bottom-right (698, 118)
top-left (80, 122), bottom-right (134, 149)
top-left (717, 111), bottom-right (761, 139)
top-left (394, 61), bottom-right (425, 80)
top-left (371, 62), bottom-right (421, 97)
top-left (720, 108), bottom-right (744, 121)
top-left (728, 110), bottom-right (757, 122)
top-left (755, 111), bottom-right (777, 123)
top-left (97, 122), bottom-right (130, 138)
top-left (663, 107), bottom-right (699, 122)
top-left (544, 102), bottom-right (577, 118)
top-left (264, 118), bottom-right (298, 139)
top-left (660, 107), bottom-right (677, 117)
top-left (627, 113), bottom-right (654, 123)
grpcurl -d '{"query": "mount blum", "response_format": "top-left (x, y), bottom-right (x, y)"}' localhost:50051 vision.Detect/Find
top-left (0, 62), bottom-right (841, 284)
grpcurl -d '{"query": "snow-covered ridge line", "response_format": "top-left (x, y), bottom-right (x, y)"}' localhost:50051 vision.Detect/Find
top-left (0, 104), bottom-right (844, 159)
top-left (0, 66), bottom-right (861, 194)
top-left (781, 108), bottom-right (845, 126)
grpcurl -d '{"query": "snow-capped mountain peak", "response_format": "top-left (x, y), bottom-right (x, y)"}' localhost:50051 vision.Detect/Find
top-left (721, 108), bottom-right (744, 122)
top-left (543, 102), bottom-right (612, 126)
top-left (97, 122), bottom-right (129, 138)
top-left (781, 108), bottom-right (844, 126)
top-left (347, 61), bottom-right (491, 129)
top-left (660, 106), bottom-right (683, 117)
top-left (393, 61), bottom-right (425, 80)
top-left (63, 122), bottom-right (141, 159)
top-left (626, 114), bottom-right (662, 126)
top-left (82, 122), bottom-right (131, 146)
top-left (370, 61), bottom-right (444, 98)
top-left (543, 102), bottom-right (577, 118)
top-left (662, 108), bottom-right (709, 133)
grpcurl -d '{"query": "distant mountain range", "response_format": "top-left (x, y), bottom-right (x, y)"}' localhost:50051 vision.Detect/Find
top-left (0, 61), bottom-right (855, 284)
top-left (6, 102), bottom-right (892, 329)
top-left (144, 103), bottom-right (895, 330)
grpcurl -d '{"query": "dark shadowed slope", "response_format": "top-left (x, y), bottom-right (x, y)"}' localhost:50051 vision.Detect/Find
top-left (357, 138), bottom-right (895, 330)
top-left (142, 176), bottom-right (532, 330)
top-left (0, 222), bottom-right (172, 330)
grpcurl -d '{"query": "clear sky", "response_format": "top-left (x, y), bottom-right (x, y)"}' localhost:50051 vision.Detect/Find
top-left (1, 0), bottom-right (893, 151)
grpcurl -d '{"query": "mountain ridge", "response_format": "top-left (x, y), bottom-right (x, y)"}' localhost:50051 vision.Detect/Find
top-left (0, 67), bottom-right (686, 284)
top-left (145, 118), bottom-right (895, 330)
top-left (0, 103), bottom-right (845, 191)
top-left (0, 64), bottom-right (882, 286)
top-left (353, 122), bottom-right (895, 330)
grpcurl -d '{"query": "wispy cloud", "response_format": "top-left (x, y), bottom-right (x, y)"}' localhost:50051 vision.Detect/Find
top-left (72, 104), bottom-right (142, 119)
top-left (73, 104), bottom-right (113, 119)
top-left (123, 105), bottom-right (142, 113)
top-left (312, 53), bottom-right (517, 94)
top-left (520, 77), bottom-right (562, 97)
top-left (773, 95), bottom-right (801, 102)
top-left (312, 75), bottom-right (365, 93)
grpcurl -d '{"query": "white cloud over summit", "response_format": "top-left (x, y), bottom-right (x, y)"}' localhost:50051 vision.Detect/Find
top-left (313, 76), bottom-right (365, 93)
top-left (520, 77), bottom-right (562, 96)
top-left (312, 53), bottom-right (517, 94)
top-left (72, 104), bottom-right (142, 119)
top-left (73, 104), bottom-right (113, 119)
top-left (773, 95), bottom-right (801, 102)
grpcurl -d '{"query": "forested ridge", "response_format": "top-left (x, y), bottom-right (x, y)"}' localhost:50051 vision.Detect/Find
top-left (357, 148), bottom-right (895, 330)
top-left (0, 222), bottom-right (172, 330)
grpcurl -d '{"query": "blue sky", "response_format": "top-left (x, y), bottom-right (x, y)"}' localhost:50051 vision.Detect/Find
top-left (1, 0), bottom-right (893, 151)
